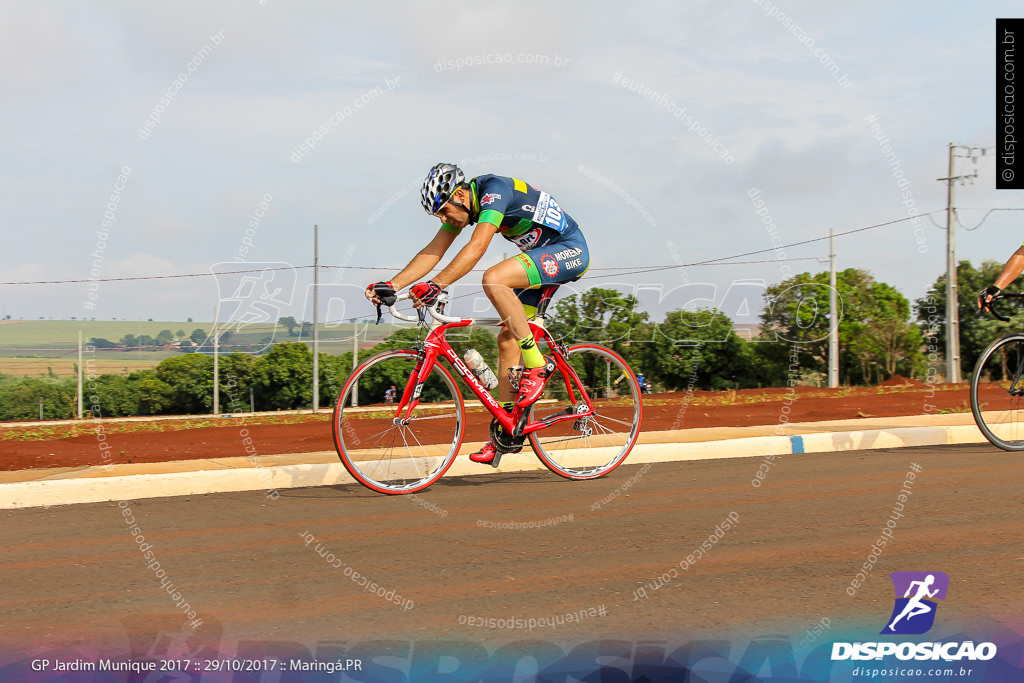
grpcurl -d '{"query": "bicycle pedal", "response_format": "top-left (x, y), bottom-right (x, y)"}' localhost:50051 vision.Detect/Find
top-left (489, 452), bottom-right (504, 468)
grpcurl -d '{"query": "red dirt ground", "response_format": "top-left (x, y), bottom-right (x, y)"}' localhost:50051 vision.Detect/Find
top-left (0, 381), bottom-right (974, 471)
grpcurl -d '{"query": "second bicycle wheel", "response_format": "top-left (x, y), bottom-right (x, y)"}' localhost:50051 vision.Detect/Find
top-left (971, 333), bottom-right (1024, 451)
top-left (333, 350), bottom-right (464, 493)
top-left (529, 344), bottom-right (642, 479)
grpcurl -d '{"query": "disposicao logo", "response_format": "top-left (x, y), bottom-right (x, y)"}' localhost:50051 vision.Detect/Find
top-left (831, 571), bottom-right (997, 662)
top-left (881, 571), bottom-right (948, 635)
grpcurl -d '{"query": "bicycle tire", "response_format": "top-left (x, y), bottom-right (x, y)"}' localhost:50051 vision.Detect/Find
top-left (970, 333), bottom-right (1024, 451)
top-left (333, 349), bottom-right (465, 493)
top-left (528, 344), bottom-right (642, 479)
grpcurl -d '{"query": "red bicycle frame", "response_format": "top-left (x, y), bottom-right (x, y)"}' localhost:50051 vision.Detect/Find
top-left (391, 317), bottom-right (594, 438)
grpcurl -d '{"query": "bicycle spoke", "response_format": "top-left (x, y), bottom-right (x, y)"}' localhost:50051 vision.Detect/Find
top-left (406, 412), bottom-right (460, 422)
top-left (334, 350), bottom-right (463, 493)
top-left (529, 344), bottom-right (642, 479)
top-left (971, 335), bottom-right (1024, 451)
top-left (589, 412), bottom-right (634, 428)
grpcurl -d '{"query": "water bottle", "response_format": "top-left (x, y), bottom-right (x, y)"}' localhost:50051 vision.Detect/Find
top-left (464, 349), bottom-right (499, 390)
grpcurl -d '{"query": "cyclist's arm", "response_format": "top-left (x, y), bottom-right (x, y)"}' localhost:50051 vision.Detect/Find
top-left (993, 245), bottom-right (1024, 290)
top-left (433, 222), bottom-right (499, 288)
top-left (390, 228), bottom-right (458, 290)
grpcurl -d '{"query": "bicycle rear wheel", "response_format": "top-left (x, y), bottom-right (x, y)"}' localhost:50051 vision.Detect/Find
top-left (333, 350), bottom-right (464, 493)
top-left (528, 344), bottom-right (642, 479)
top-left (970, 333), bottom-right (1024, 451)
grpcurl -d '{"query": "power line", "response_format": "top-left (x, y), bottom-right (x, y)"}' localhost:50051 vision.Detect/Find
top-left (954, 207), bottom-right (1024, 232)
top-left (1, 266), bottom-right (312, 286)
top-left (3, 206), bottom-right (1014, 288)
top-left (581, 210), bottom-right (947, 279)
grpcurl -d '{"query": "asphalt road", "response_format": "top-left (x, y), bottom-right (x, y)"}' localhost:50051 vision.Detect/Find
top-left (2, 443), bottom-right (1023, 669)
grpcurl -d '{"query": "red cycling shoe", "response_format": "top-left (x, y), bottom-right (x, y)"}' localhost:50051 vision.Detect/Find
top-left (515, 358), bottom-right (556, 408)
top-left (470, 441), bottom-right (498, 463)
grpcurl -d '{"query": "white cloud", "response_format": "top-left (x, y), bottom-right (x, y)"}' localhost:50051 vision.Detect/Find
top-left (4, 0), bottom-right (1023, 321)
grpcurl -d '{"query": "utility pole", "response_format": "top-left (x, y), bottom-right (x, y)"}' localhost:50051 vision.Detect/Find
top-left (212, 305), bottom-right (219, 414)
top-left (312, 224), bottom-right (320, 412)
top-left (77, 330), bottom-right (84, 418)
top-left (828, 228), bottom-right (839, 388)
top-left (936, 143), bottom-right (982, 383)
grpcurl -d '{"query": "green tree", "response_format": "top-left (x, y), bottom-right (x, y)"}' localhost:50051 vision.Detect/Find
top-left (0, 378), bottom-right (76, 420)
top-left (318, 351), bottom-right (355, 407)
top-left (915, 260), bottom-right (1024, 376)
top-left (156, 329), bottom-right (174, 345)
top-left (637, 309), bottom-right (759, 390)
top-left (155, 354), bottom-right (214, 413)
top-left (218, 352), bottom-right (257, 412)
top-left (252, 342), bottom-right (313, 409)
top-left (132, 371), bottom-right (174, 414)
top-left (278, 316), bottom-right (299, 336)
top-left (856, 281), bottom-right (924, 383)
top-left (89, 337), bottom-right (119, 349)
top-left (87, 375), bottom-right (138, 417)
top-left (548, 287), bottom-right (649, 371)
top-left (121, 333), bottom-right (138, 349)
top-left (190, 328), bottom-right (208, 345)
top-left (761, 268), bottom-right (922, 385)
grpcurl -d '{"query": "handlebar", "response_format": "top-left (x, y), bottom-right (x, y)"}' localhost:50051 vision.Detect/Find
top-left (386, 291), bottom-right (467, 325)
top-left (986, 292), bottom-right (1024, 322)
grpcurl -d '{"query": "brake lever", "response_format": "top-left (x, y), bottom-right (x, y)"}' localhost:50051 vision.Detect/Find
top-left (375, 295), bottom-right (399, 324)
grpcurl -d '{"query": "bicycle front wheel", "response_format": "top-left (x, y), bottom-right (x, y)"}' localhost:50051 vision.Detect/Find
top-left (970, 333), bottom-right (1024, 451)
top-left (529, 344), bottom-right (642, 479)
top-left (333, 350), bottom-right (464, 493)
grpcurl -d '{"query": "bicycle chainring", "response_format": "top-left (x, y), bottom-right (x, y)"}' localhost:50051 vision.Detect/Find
top-left (489, 417), bottom-right (525, 454)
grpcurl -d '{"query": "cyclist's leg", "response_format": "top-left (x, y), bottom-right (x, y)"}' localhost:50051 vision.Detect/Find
top-left (482, 259), bottom-right (535, 405)
top-left (495, 325), bottom-right (521, 404)
top-left (488, 286), bottom-right (557, 404)
top-left (483, 230), bottom-right (590, 402)
top-left (482, 258), bottom-right (533, 339)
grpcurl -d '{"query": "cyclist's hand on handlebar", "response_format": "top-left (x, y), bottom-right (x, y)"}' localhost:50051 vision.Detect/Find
top-left (410, 281), bottom-right (442, 307)
top-left (366, 281), bottom-right (398, 307)
top-left (978, 284), bottom-right (1001, 312)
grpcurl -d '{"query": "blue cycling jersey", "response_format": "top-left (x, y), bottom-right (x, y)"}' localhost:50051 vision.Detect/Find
top-left (440, 173), bottom-right (590, 297)
top-left (442, 174), bottom-right (581, 253)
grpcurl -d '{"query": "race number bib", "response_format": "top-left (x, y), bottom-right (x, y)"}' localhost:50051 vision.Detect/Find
top-left (532, 192), bottom-right (567, 233)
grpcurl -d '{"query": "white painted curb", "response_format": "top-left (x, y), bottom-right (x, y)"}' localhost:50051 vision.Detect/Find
top-left (0, 424), bottom-right (988, 510)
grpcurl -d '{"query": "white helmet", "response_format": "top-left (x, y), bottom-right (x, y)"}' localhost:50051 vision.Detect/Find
top-left (420, 163), bottom-right (466, 214)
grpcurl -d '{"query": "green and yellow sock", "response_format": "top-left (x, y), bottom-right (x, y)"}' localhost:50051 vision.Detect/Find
top-left (517, 335), bottom-right (544, 369)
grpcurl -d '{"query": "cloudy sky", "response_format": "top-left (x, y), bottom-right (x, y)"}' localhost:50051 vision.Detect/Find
top-left (1, 1), bottom-right (1019, 327)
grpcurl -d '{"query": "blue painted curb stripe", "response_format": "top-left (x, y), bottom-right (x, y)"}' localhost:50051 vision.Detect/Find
top-left (790, 435), bottom-right (805, 454)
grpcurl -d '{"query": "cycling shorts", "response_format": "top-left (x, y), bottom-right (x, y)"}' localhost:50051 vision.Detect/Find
top-left (512, 227), bottom-right (589, 318)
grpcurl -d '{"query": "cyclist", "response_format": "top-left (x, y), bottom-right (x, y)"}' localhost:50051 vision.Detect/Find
top-left (365, 163), bottom-right (590, 463)
top-left (979, 244), bottom-right (1024, 311)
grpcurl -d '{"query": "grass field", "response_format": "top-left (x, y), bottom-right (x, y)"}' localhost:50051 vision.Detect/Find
top-left (0, 358), bottom-right (164, 378)
top-left (0, 319), bottom-right (399, 377)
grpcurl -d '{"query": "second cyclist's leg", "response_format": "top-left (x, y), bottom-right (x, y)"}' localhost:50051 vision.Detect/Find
top-left (495, 326), bottom-right (522, 405)
top-left (468, 326), bottom-right (522, 463)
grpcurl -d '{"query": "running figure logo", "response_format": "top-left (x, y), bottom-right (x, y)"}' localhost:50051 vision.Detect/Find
top-left (880, 571), bottom-right (949, 635)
